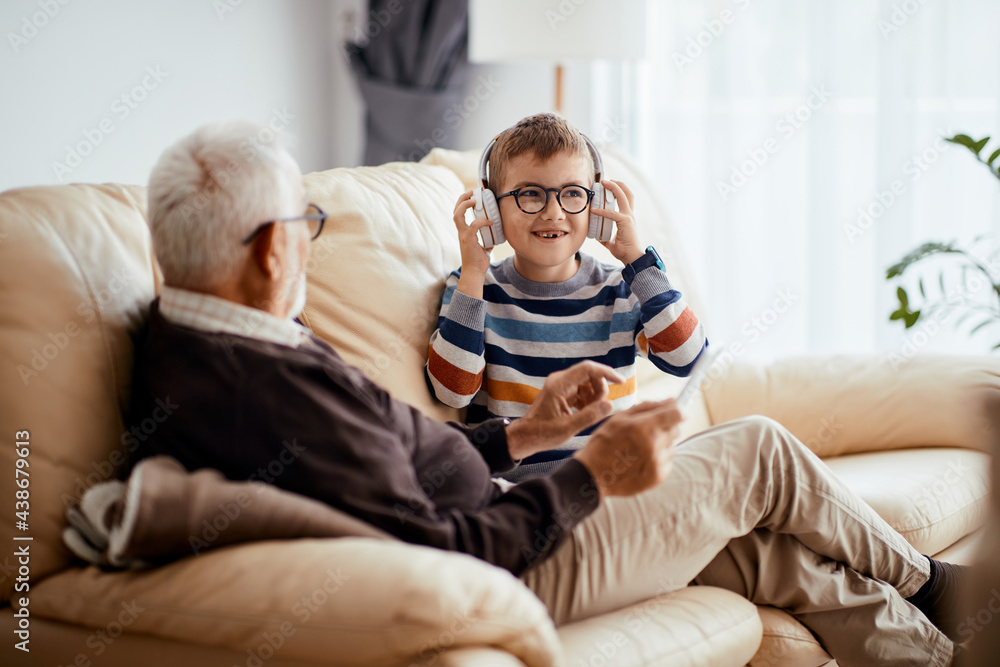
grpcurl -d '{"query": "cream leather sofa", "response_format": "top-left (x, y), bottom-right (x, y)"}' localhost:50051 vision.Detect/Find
top-left (0, 145), bottom-right (996, 667)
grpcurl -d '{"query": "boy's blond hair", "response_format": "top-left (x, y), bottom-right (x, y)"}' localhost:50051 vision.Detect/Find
top-left (488, 113), bottom-right (595, 193)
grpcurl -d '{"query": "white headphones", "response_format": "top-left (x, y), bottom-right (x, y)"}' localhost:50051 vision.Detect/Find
top-left (472, 133), bottom-right (616, 250)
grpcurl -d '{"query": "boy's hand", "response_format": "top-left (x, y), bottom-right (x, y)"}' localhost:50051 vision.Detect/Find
top-left (592, 180), bottom-right (646, 266)
top-left (505, 361), bottom-right (625, 461)
top-left (452, 190), bottom-right (493, 299)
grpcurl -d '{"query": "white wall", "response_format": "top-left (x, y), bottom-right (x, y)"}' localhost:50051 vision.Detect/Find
top-left (1, 0), bottom-right (611, 191)
top-left (1, 0), bottom-right (333, 190)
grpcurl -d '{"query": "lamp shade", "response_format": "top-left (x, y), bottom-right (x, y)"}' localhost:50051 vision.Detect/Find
top-left (469, 0), bottom-right (647, 63)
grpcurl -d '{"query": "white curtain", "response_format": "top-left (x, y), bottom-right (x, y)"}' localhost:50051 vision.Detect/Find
top-left (596, 0), bottom-right (1000, 361)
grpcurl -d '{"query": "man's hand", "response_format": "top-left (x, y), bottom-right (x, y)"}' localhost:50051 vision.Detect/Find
top-left (452, 190), bottom-right (493, 300)
top-left (593, 180), bottom-right (646, 266)
top-left (505, 361), bottom-right (625, 461)
top-left (574, 400), bottom-right (683, 499)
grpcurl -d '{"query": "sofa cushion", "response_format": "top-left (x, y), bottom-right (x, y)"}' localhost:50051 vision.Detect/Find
top-left (932, 528), bottom-right (985, 563)
top-left (31, 538), bottom-right (562, 667)
top-left (824, 448), bottom-right (991, 555)
top-left (0, 611), bottom-right (337, 667)
top-left (752, 607), bottom-right (832, 667)
top-left (703, 355), bottom-right (1000, 457)
top-left (300, 163), bottom-right (466, 422)
top-left (557, 586), bottom-right (762, 667)
top-left (0, 183), bottom-right (158, 603)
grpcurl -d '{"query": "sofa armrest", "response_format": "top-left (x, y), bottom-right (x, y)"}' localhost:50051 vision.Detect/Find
top-left (702, 354), bottom-right (1000, 457)
top-left (30, 539), bottom-right (562, 667)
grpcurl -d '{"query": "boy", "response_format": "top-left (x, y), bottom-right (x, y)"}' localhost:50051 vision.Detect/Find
top-left (425, 113), bottom-right (707, 481)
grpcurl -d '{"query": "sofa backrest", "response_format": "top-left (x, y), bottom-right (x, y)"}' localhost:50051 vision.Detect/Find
top-left (0, 183), bottom-right (158, 603)
top-left (703, 354), bottom-right (1000, 457)
top-left (301, 162), bottom-right (466, 423)
top-left (0, 160), bottom-right (471, 603)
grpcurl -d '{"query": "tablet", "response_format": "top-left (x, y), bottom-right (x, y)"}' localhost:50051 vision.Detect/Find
top-left (675, 347), bottom-right (722, 409)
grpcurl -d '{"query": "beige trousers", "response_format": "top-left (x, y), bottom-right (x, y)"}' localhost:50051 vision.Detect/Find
top-left (520, 416), bottom-right (954, 667)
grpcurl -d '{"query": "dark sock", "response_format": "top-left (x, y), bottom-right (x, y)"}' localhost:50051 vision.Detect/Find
top-left (906, 556), bottom-right (966, 641)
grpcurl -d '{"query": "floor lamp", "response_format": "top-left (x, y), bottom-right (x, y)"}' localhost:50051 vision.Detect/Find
top-left (468, 0), bottom-right (648, 116)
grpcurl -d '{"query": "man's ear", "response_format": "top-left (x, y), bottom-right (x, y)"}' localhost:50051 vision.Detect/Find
top-left (250, 223), bottom-right (281, 279)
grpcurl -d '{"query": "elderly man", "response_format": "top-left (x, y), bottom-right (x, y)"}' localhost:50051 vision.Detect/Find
top-left (128, 121), bottom-right (963, 666)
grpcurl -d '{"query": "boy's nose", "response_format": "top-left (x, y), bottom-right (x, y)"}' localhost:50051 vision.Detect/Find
top-left (541, 193), bottom-right (565, 219)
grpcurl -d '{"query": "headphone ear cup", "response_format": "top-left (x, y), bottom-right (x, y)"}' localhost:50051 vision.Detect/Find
top-left (588, 183), bottom-right (607, 241)
top-left (600, 189), bottom-right (616, 243)
top-left (474, 188), bottom-right (505, 249)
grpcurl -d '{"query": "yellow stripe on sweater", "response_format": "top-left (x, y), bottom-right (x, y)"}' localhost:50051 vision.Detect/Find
top-left (486, 376), bottom-right (637, 406)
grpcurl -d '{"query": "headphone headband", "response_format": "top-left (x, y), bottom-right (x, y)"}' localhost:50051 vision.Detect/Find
top-left (583, 135), bottom-right (604, 182)
top-left (478, 136), bottom-right (497, 190)
top-left (478, 132), bottom-right (603, 191)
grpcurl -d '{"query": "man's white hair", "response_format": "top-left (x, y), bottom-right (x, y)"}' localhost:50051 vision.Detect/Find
top-left (147, 121), bottom-right (302, 290)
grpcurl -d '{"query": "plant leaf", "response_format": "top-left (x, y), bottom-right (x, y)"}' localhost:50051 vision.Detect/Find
top-left (993, 341), bottom-right (1000, 351)
top-left (889, 295), bottom-right (915, 323)
top-left (970, 318), bottom-right (999, 335)
top-left (904, 311), bottom-right (921, 328)
top-left (971, 137), bottom-right (990, 156)
top-left (897, 286), bottom-right (909, 308)
top-left (886, 242), bottom-right (955, 278)
top-left (947, 134), bottom-right (976, 148)
top-left (956, 310), bottom-right (977, 327)
top-left (989, 147), bottom-right (1000, 167)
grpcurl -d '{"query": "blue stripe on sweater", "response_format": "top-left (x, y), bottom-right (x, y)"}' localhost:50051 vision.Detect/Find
top-left (484, 343), bottom-right (636, 377)
top-left (483, 311), bottom-right (637, 343)
top-left (520, 449), bottom-right (575, 465)
top-left (645, 339), bottom-right (709, 377)
top-left (480, 283), bottom-right (630, 316)
top-left (435, 319), bottom-right (484, 355)
top-left (440, 282), bottom-right (457, 306)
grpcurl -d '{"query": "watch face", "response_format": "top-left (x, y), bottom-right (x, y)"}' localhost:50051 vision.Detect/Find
top-left (646, 246), bottom-right (665, 271)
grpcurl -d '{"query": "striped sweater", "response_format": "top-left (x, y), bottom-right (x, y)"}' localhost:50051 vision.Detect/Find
top-left (425, 252), bottom-right (707, 481)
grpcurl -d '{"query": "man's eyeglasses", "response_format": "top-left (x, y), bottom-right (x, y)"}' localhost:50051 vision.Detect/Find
top-left (496, 185), bottom-right (595, 215)
top-left (242, 203), bottom-right (327, 245)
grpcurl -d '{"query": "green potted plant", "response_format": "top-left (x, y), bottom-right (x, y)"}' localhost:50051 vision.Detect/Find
top-left (886, 134), bottom-right (1000, 351)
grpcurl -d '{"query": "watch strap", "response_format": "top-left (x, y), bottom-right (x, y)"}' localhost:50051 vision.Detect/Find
top-left (622, 246), bottom-right (664, 283)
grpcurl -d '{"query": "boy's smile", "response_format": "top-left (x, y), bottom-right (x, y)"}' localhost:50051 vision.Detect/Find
top-left (499, 150), bottom-right (593, 283)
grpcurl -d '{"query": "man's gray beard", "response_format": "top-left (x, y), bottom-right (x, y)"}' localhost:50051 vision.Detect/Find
top-left (285, 237), bottom-right (308, 320)
top-left (287, 270), bottom-right (307, 319)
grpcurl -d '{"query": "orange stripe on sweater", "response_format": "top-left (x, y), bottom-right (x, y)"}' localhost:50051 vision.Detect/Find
top-left (427, 345), bottom-right (483, 396)
top-left (647, 308), bottom-right (699, 354)
top-left (487, 376), bottom-right (637, 405)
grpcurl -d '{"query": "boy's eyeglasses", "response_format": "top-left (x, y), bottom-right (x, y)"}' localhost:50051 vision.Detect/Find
top-left (497, 185), bottom-right (595, 215)
top-left (242, 203), bottom-right (327, 245)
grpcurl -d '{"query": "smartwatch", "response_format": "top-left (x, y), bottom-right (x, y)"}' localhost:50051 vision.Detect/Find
top-left (622, 245), bottom-right (665, 282)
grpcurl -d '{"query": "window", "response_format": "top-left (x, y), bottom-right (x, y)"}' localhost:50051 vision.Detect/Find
top-left (599, 0), bottom-right (1000, 358)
